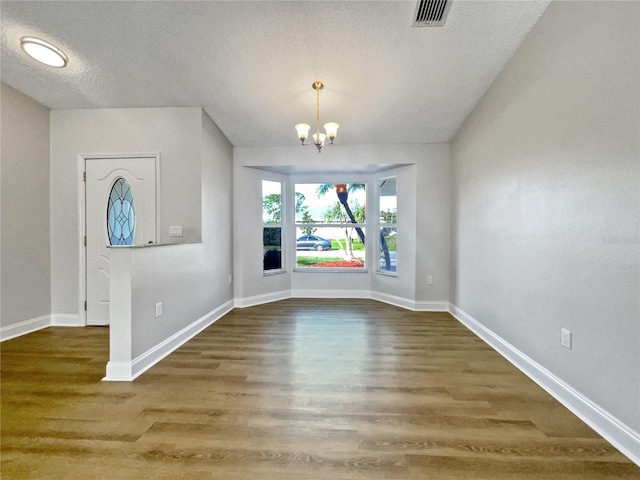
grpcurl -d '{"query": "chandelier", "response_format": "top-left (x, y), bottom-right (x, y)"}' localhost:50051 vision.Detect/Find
top-left (294, 81), bottom-right (339, 153)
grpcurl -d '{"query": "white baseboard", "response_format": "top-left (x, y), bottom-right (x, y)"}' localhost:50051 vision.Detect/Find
top-left (234, 290), bottom-right (291, 308)
top-left (102, 361), bottom-right (134, 381)
top-left (371, 291), bottom-right (448, 311)
top-left (1, 313), bottom-right (84, 342)
top-left (103, 300), bottom-right (234, 382)
top-left (51, 314), bottom-right (83, 327)
top-left (0, 315), bottom-right (51, 342)
top-left (371, 291), bottom-right (416, 310)
top-left (292, 289), bottom-right (371, 299)
top-left (449, 303), bottom-right (640, 467)
top-left (414, 300), bottom-right (449, 311)
top-left (235, 289), bottom-right (449, 312)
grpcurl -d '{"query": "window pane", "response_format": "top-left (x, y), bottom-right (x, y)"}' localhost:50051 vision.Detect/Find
top-left (263, 227), bottom-right (282, 271)
top-left (379, 177), bottom-right (397, 223)
top-left (296, 226), bottom-right (365, 269)
top-left (262, 180), bottom-right (281, 224)
top-left (107, 177), bottom-right (135, 246)
top-left (379, 228), bottom-right (396, 272)
top-left (295, 183), bottom-right (366, 225)
top-left (378, 176), bottom-right (397, 273)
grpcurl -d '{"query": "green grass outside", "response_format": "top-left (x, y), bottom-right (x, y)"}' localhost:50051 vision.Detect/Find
top-left (330, 239), bottom-right (364, 251)
top-left (328, 236), bottom-right (396, 252)
top-left (382, 236), bottom-right (396, 251)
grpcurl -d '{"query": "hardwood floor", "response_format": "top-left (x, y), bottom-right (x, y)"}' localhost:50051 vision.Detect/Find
top-left (2, 299), bottom-right (638, 479)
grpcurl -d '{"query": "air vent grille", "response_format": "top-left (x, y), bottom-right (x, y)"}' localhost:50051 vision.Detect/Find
top-left (413, 0), bottom-right (451, 27)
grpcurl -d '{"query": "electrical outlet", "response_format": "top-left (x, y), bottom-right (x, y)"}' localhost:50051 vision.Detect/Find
top-left (155, 302), bottom-right (163, 318)
top-left (427, 275), bottom-right (433, 285)
top-left (169, 226), bottom-right (183, 237)
top-left (561, 328), bottom-right (572, 349)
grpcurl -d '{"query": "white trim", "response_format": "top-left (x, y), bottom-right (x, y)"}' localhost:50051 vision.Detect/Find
top-left (292, 289), bottom-right (371, 299)
top-left (0, 315), bottom-right (50, 342)
top-left (51, 314), bottom-right (83, 327)
top-left (371, 291), bottom-right (448, 311)
top-left (414, 300), bottom-right (449, 311)
top-left (448, 303), bottom-right (640, 467)
top-left (79, 153), bottom-right (161, 327)
top-left (77, 154), bottom-right (87, 326)
top-left (293, 268), bottom-right (369, 274)
top-left (375, 270), bottom-right (398, 277)
top-left (263, 269), bottom-right (286, 276)
top-left (234, 290), bottom-right (290, 308)
top-left (234, 289), bottom-right (449, 312)
top-left (103, 300), bottom-right (233, 382)
top-left (371, 291), bottom-right (416, 310)
top-left (101, 361), bottom-right (133, 380)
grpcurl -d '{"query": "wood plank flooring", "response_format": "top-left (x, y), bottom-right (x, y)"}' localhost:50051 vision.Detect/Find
top-left (2, 299), bottom-right (638, 479)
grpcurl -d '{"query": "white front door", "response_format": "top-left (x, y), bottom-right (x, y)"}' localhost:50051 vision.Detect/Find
top-left (85, 157), bottom-right (157, 325)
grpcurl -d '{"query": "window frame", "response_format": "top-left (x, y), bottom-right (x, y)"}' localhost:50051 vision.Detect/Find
top-left (262, 179), bottom-right (285, 275)
top-left (377, 175), bottom-right (397, 276)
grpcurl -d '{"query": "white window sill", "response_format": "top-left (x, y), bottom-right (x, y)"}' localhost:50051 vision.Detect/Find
top-left (293, 268), bottom-right (369, 274)
top-left (263, 269), bottom-right (287, 276)
top-left (375, 269), bottom-right (398, 277)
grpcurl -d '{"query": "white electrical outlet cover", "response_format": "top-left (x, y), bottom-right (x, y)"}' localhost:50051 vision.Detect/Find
top-left (561, 328), bottom-right (571, 349)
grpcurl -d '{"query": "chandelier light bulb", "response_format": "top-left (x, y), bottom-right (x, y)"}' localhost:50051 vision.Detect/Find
top-left (295, 123), bottom-right (310, 144)
top-left (324, 122), bottom-right (339, 143)
top-left (313, 132), bottom-right (327, 145)
top-left (313, 133), bottom-right (326, 152)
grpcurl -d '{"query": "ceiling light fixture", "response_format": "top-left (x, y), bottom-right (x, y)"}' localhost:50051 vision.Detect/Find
top-left (295, 81), bottom-right (339, 153)
top-left (20, 36), bottom-right (68, 68)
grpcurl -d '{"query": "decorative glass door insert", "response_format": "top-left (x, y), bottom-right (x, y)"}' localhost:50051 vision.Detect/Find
top-left (107, 177), bottom-right (135, 245)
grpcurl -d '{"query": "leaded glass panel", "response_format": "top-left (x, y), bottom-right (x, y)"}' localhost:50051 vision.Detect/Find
top-left (107, 177), bottom-right (135, 245)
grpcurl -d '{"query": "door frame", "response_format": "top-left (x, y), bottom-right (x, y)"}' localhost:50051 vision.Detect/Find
top-left (77, 153), bottom-right (160, 326)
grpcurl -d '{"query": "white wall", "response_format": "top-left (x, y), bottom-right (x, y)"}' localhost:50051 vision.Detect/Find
top-left (0, 83), bottom-right (51, 332)
top-left (233, 144), bottom-right (450, 308)
top-left (50, 108), bottom-right (203, 316)
top-left (451, 0), bottom-right (639, 437)
top-left (200, 110), bottom-right (234, 311)
top-left (107, 111), bottom-right (233, 378)
top-left (415, 144), bottom-right (450, 305)
top-left (130, 111), bottom-right (233, 358)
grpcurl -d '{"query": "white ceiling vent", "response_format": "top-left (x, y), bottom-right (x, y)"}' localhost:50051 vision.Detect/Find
top-left (412, 0), bottom-right (451, 28)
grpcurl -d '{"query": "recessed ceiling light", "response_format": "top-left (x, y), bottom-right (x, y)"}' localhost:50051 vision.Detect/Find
top-left (20, 36), bottom-right (68, 68)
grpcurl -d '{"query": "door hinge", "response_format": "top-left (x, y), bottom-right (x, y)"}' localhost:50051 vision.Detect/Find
top-left (84, 235), bottom-right (87, 247)
top-left (83, 171), bottom-right (86, 182)
top-left (84, 301), bottom-right (87, 311)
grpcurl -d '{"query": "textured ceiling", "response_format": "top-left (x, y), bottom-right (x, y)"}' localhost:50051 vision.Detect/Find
top-left (1, 1), bottom-right (550, 148)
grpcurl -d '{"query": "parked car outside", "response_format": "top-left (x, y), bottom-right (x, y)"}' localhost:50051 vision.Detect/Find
top-left (296, 235), bottom-right (331, 251)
